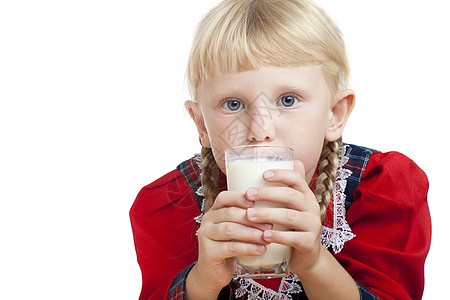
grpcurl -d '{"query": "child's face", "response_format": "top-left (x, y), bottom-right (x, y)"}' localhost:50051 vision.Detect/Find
top-left (187, 65), bottom-right (354, 182)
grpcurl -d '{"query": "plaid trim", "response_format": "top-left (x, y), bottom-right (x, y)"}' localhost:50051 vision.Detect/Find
top-left (168, 262), bottom-right (196, 300)
top-left (357, 282), bottom-right (380, 300)
top-left (218, 283), bottom-right (234, 300)
top-left (342, 143), bottom-right (378, 211)
top-left (168, 263), bottom-right (235, 300)
top-left (343, 144), bottom-right (380, 300)
top-left (177, 155), bottom-right (203, 209)
top-left (228, 279), bottom-right (240, 299)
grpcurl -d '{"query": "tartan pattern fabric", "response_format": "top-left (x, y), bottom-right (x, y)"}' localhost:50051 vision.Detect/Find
top-left (170, 144), bottom-right (379, 299)
top-left (357, 283), bottom-right (380, 300)
top-left (341, 144), bottom-right (378, 211)
top-left (168, 262), bottom-right (196, 300)
top-left (176, 154), bottom-right (203, 209)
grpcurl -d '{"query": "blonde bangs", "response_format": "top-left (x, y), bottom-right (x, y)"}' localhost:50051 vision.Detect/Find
top-left (187, 0), bottom-right (350, 99)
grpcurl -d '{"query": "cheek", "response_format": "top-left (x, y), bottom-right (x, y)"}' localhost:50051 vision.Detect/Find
top-left (204, 114), bottom-right (251, 174)
top-left (281, 116), bottom-right (327, 176)
top-left (291, 140), bottom-right (323, 177)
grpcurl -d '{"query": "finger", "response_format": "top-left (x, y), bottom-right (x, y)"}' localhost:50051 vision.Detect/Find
top-left (262, 230), bottom-right (319, 252)
top-left (207, 206), bottom-right (273, 231)
top-left (245, 186), bottom-right (308, 211)
top-left (207, 240), bottom-right (267, 259)
top-left (206, 222), bottom-right (269, 245)
top-left (212, 190), bottom-right (254, 210)
top-left (246, 207), bottom-right (320, 231)
top-left (262, 160), bottom-right (309, 192)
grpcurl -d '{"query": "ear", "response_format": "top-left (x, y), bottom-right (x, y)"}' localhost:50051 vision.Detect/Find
top-left (184, 100), bottom-right (211, 148)
top-left (325, 89), bottom-right (355, 142)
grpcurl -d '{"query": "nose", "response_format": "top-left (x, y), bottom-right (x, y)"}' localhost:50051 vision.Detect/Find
top-left (246, 104), bottom-right (276, 142)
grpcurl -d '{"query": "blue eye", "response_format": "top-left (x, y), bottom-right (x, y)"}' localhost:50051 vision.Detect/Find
top-left (222, 99), bottom-right (244, 111)
top-left (278, 95), bottom-right (299, 107)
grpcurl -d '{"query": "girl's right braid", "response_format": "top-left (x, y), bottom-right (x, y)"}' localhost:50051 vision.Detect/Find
top-left (200, 146), bottom-right (220, 211)
top-left (314, 138), bottom-right (341, 221)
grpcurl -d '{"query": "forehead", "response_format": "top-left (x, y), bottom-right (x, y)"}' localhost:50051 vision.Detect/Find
top-left (197, 65), bottom-right (331, 100)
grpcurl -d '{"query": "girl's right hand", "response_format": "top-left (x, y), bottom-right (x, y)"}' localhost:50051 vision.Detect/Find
top-left (186, 191), bottom-right (270, 299)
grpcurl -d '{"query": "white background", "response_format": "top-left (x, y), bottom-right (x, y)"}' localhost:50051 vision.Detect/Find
top-left (0, 0), bottom-right (448, 299)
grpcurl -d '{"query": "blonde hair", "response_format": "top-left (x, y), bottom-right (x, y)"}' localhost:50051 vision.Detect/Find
top-left (189, 0), bottom-right (347, 219)
top-left (187, 0), bottom-right (350, 98)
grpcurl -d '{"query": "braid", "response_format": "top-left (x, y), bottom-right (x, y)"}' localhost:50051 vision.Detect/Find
top-left (200, 146), bottom-right (220, 211)
top-left (314, 138), bottom-right (341, 221)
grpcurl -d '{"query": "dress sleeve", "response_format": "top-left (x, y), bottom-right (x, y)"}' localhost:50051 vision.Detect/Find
top-left (335, 151), bottom-right (431, 300)
top-left (130, 170), bottom-right (200, 300)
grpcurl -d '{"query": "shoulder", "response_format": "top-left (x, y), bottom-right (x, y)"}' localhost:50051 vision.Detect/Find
top-left (364, 151), bottom-right (428, 193)
top-left (355, 148), bottom-right (429, 208)
top-left (367, 150), bottom-right (426, 174)
top-left (130, 167), bottom-right (197, 219)
top-left (343, 143), bottom-right (428, 190)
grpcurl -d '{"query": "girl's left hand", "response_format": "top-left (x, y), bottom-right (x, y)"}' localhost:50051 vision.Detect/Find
top-left (244, 160), bottom-right (324, 276)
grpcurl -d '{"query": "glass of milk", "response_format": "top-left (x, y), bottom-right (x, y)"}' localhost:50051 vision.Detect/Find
top-left (225, 145), bottom-right (294, 278)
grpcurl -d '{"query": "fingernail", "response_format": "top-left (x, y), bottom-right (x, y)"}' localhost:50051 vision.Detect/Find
top-left (256, 245), bottom-right (265, 254)
top-left (263, 231), bottom-right (273, 240)
top-left (264, 171), bottom-right (274, 180)
top-left (246, 188), bottom-right (257, 197)
top-left (243, 198), bottom-right (254, 206)
top-left (247, 208), bottom-right (257, 218)
top-left (262, 223), bottom-right (273, 230)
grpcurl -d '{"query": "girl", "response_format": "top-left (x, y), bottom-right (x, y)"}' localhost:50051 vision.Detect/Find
top-left (130, 0), bottom-right (431, 299)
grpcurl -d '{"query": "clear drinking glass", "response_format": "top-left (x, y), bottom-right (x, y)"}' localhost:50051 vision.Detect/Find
top-left (224, 145), bottom-right (294, 278)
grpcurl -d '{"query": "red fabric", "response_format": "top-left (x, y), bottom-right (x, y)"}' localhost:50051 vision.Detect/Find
top-left (334, 152), bottom-right (431, 300)
top-left (130, 151), bottom-right (431, 300)
top-left (130, 169), bottom-right (200, 300)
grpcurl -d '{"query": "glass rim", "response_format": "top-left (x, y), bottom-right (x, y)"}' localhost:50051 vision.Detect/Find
top-left (224, 145), bottom-right (293, 153)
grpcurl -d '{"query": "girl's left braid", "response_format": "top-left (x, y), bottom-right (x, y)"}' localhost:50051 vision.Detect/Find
top-left (200, 146), bottom-right (220, 211)
top-left (314, 138), bottom-right (341, 221)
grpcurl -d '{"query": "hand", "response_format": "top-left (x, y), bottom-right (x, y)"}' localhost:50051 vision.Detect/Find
top-left (188, 190), bottom-right (271, 297)
top-left (243, 160), bottom-right (323, 276)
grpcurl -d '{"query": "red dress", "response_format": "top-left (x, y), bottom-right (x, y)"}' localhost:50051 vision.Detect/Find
top-left (130, 144), bottom-right (431, 300)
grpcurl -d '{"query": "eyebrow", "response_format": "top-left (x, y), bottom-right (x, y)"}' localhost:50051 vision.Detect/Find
top-left (273, 84), bottom-right (312, 98)
top-left (207, 89), bottom-right (248, 102)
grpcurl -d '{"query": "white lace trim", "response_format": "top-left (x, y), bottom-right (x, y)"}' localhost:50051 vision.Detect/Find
top-left (192, 145), bottom-right (355, 298)
top-left (194, 186), bottom-right (206, 225)
top-left (320, 144), bottom-right (355, 254)
top-left (234, 273), bottom-right (302, 300)
top-left (193, 154), bottom-right (206, 232)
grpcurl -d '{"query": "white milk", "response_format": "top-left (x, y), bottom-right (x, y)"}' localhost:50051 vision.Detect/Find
top-left (226, 159), bottom-right (293, 269)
